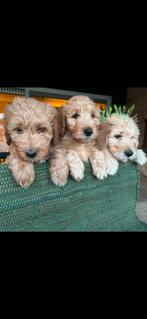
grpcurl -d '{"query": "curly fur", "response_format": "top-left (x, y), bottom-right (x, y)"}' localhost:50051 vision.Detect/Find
top-left (50, 96), bottom-right (108, 186)
top-left (5, 96), bottom-right (59, 188)
top-left (97, 114), bottom-right (147, 170)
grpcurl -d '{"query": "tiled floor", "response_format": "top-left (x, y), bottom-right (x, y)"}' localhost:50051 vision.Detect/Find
top-left (136, 174), bottom-right (147, 224)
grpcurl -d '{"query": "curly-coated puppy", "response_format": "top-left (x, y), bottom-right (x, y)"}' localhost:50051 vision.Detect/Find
top-left (97, 114), bottom-right (147, 170)
top-left (5, 96), bottom-right (58, 188)
top-left (50, 95), bottom-right (109, 186)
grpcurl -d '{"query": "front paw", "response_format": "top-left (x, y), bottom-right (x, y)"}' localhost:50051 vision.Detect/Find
top-left (93, 167), bottom-right (108, 180)
top-left (67, 151), bottom-right (85, 182)
top-left (50, 169), bottom-right (68, 187)
top-left (70, 161), bottom-right (85, 181)
top-left (107, 158), bottom-right (119, 176)
top-left (136, 150), bottom-right (147, 166)
top-left (13, 167), bottom-right (35, 188)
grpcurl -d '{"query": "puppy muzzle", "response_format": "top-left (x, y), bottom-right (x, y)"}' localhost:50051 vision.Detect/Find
top-left (83, 128), bottom-right (93, 137)
top-left (124, 149), bottom-right (134, 158)
top-left (26, 149), bottom-right (37, 159)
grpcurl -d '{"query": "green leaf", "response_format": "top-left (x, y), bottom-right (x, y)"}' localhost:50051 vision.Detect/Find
top-left (123, 105), bottom-right (127, 113)
top-left (118, 105), bottom-right (122, 114)
top-left (101, 110), bottom-right (105, 117)
top-left (113, 104), bottom-right (119, 114)
top-left (130, 104), bottom-right (135, 114)
top-left (109, 105), bottom-right (113, 115)
top-left (127, 105), bottom-right (135, 114)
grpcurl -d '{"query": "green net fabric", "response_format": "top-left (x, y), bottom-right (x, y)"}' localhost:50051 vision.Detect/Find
top-left (0, 162), bottom-right (146, 232)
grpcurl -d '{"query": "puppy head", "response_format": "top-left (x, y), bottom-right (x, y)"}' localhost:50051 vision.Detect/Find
top-left (104, 114), bottom-right (140, 162)
top-left (5, 97), bottom-right (58, 162)
top-left (60, 95), bottom-right (100, 142)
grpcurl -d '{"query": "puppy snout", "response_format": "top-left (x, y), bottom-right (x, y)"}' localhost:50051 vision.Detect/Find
top-left (26, 149), bottom-right (37, 158)
top-left (124, 149), bottom-right (133, 158)
top-left (83, 127), bottom-right (93, 137)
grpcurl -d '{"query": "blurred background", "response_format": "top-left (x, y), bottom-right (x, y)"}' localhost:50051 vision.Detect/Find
top-left (0, 87), bottom-right (147, 153)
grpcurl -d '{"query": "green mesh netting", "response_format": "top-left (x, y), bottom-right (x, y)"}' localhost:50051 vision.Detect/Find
top-left (0, 162), bottom-right (146, 232)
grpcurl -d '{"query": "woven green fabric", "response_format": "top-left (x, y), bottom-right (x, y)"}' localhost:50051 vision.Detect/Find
top-left (0, 162), bottom-right (147, 232)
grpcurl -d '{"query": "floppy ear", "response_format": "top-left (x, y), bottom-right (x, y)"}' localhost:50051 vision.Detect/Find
top-left (135, 135), bottom-right (139, 148)
top-left (57, 106), bottom-right (67, 138)
top-left (50, 106), bottom-right (67, 145)
top-left (5, 128), bottom-right (12, 146)
top-left (51, 114), bottom-right (61, 146)
top-left (97, 122), bottom-right (112, 150)
top-left (4, 103), bottom-right (12, 145)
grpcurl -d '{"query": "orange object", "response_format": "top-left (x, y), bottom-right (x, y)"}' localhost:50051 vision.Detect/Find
top-left (0, 94), bottom-right (18, 113)
top-left (0, 93), bottom-right (107, 111)
top-left (32, 96), bottom-right (68, 108)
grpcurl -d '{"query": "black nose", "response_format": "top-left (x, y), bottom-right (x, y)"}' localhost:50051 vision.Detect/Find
top-left (124, 150), bottom-right (133, 157)
top-left (26, 149), bottom-right (37, 158)
top-left (83, 128), bottom-right (93, 137)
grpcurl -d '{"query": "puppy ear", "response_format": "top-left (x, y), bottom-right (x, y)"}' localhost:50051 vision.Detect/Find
top-left (51, 114), bottom-right (61, 146)
top-left (134, 135), bottom-right (139, 148)
top-left (57, 106), bottom-right (67, 138)
top-left (97, 122), bottom-right (112, 150)
top-left (4, 103), bottom-right (12, 145)
top-left (5, 128), bottom-right (12, 146)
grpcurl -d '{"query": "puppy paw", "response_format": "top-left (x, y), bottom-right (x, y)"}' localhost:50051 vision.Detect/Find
top-left (13, 166), bottom-right (35, 188)
top-left (51, 174), bottom-right (68, 187)
top-left (93, 167), bottom-right (108, 180)
top-left (135, 150), bottom-right (147, 166)
top-left (50, 169), bottom-right (68, 187)
top-left (107, 158), bottom-right (119, 176)
top-left (70, 161), bottom-right (85, 181)
top-left (67, 152), bottom-right (85, 181)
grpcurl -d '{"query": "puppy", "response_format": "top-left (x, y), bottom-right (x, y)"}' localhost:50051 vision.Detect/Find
top-left (97, 114), bottom-right (147, 169)
top-left (5, 96), bottom-right (58, 188)
top-left (50, 96), bottom-right (108, 186)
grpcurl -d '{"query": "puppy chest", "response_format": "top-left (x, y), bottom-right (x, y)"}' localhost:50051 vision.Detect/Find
top-left (75, 144), bottom-right (91, 162)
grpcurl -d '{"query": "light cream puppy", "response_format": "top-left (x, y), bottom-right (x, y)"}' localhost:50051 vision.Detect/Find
top-left (97, 114), bottom-right (147, 172)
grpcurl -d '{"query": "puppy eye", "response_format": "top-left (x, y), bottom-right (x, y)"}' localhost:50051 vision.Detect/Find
top-left (114, 134), bottom-right (122, 139)
top-left (71, 113), bottom-right (80, 119)
top-left (36, 127), bottom-right (47, 133)
top-left (15, 128), bottom-right (24, 134)
top-left (91, 113), bottom-right (96, 118)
